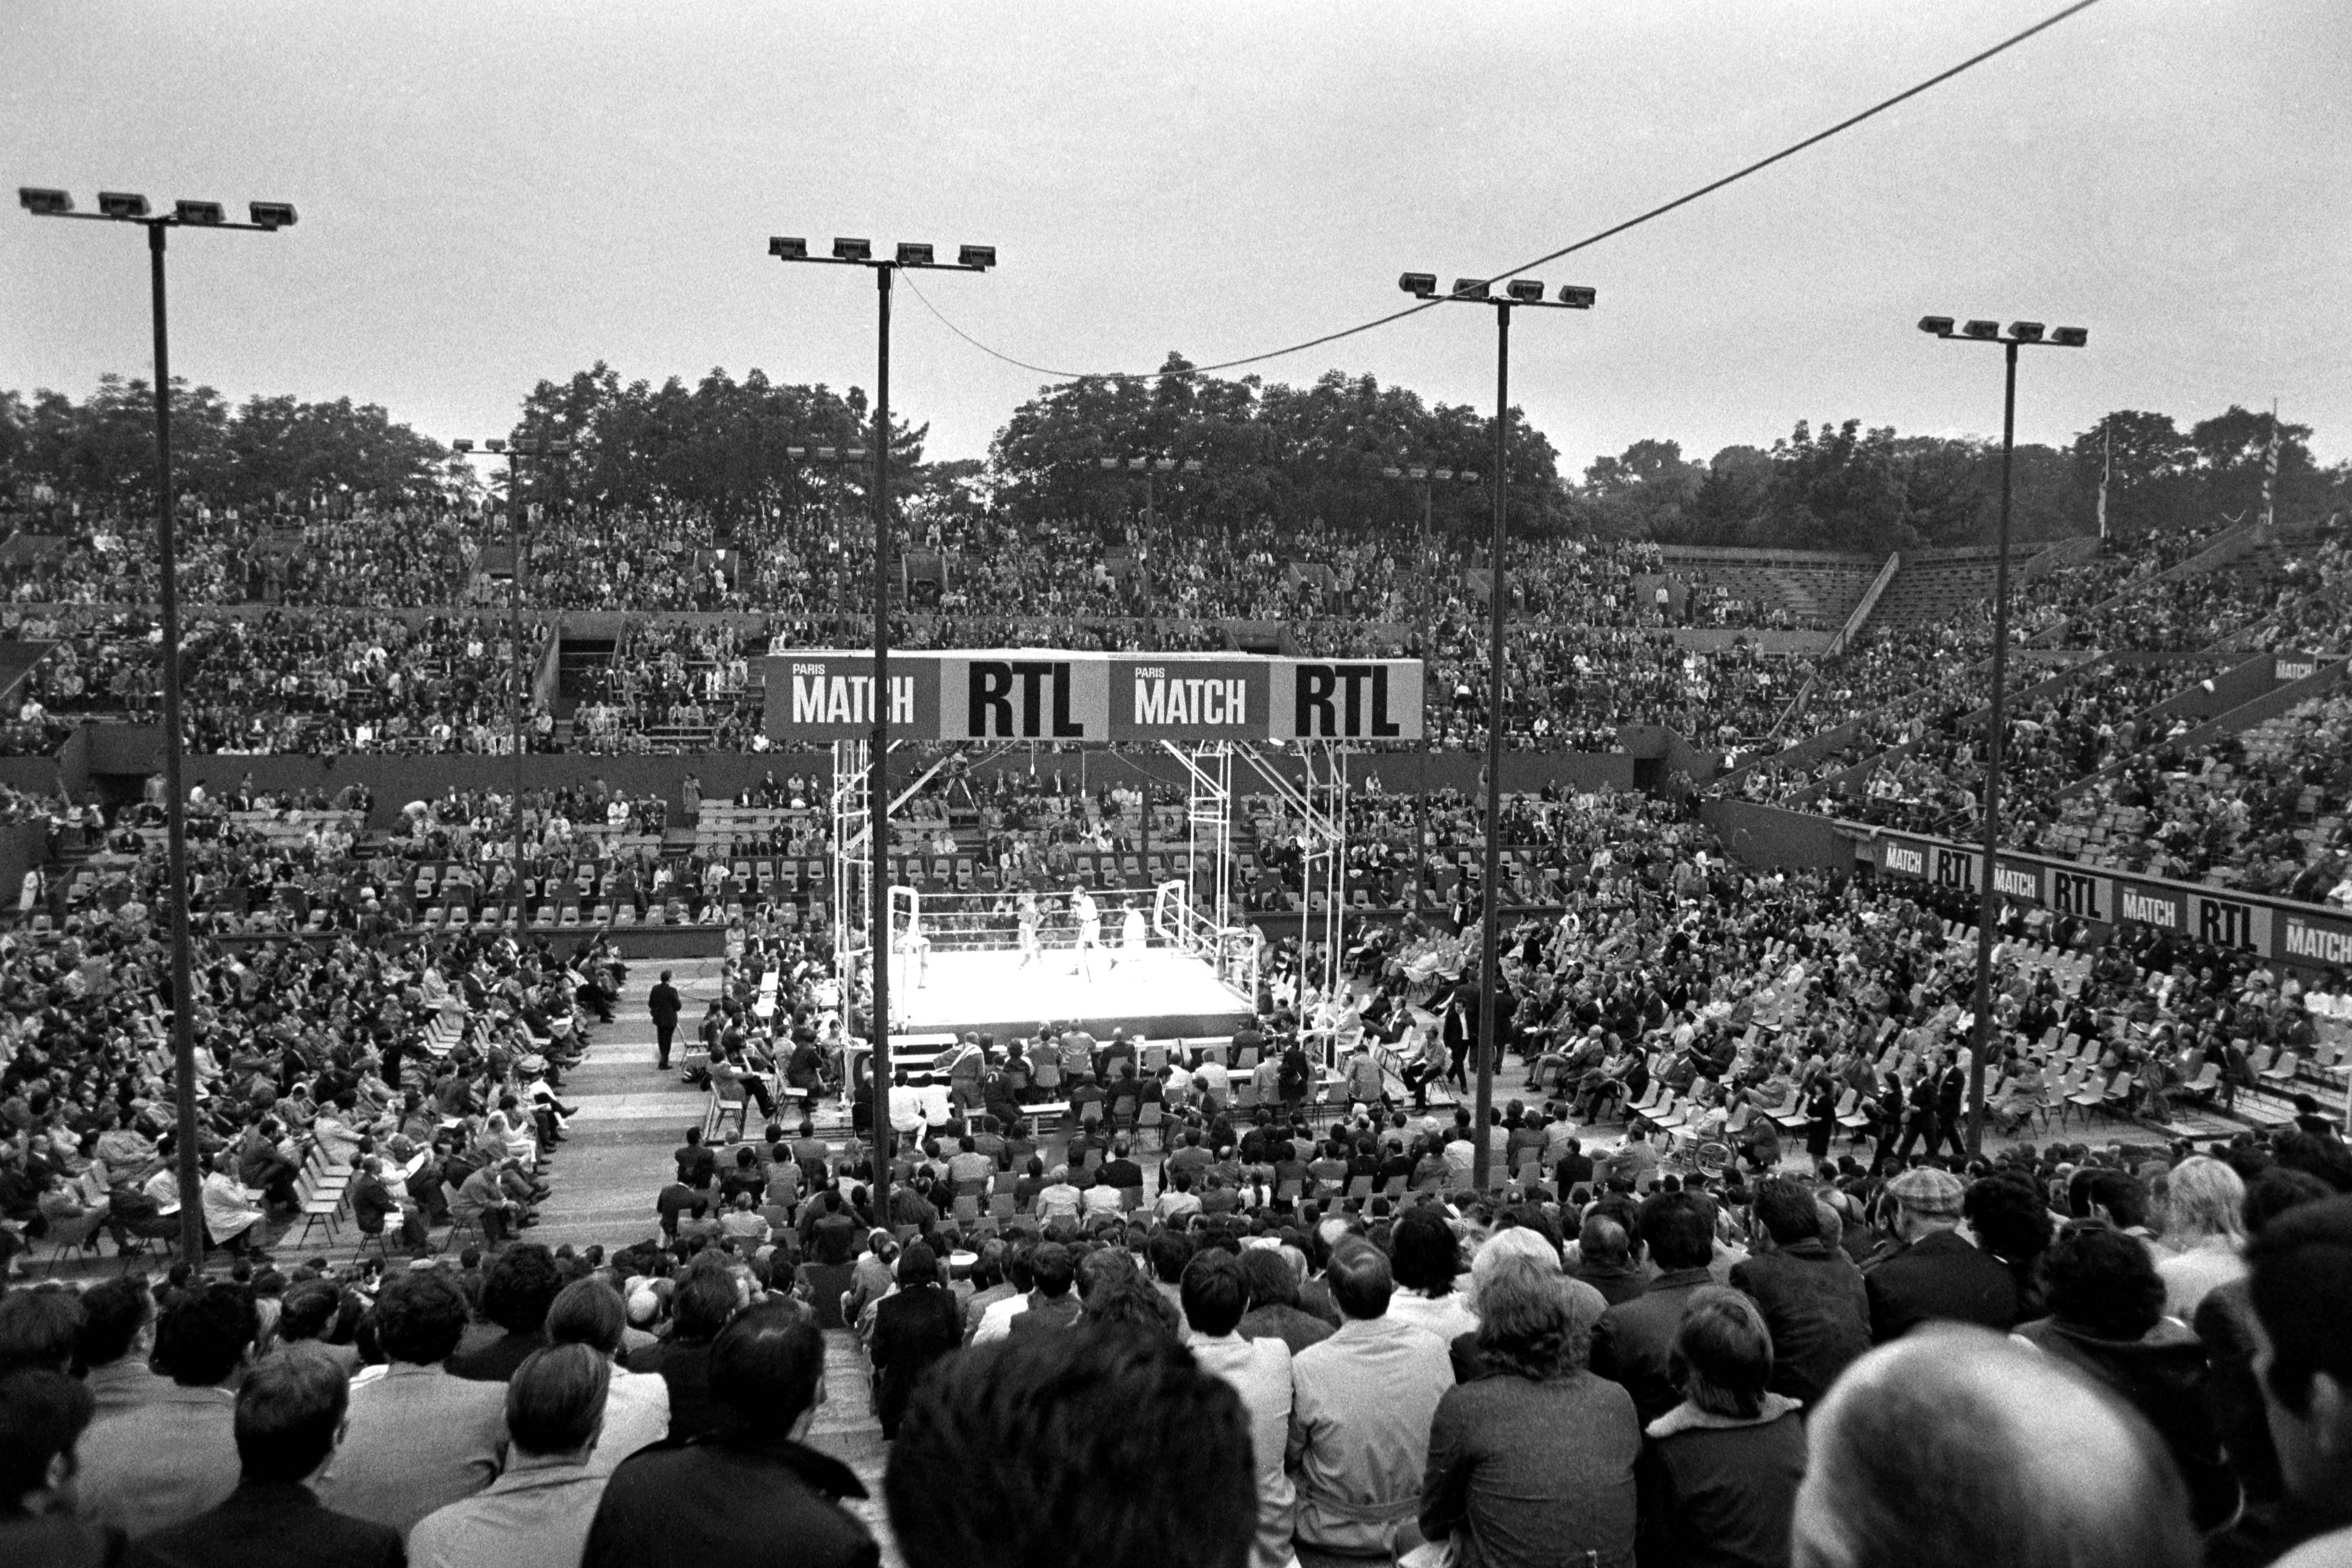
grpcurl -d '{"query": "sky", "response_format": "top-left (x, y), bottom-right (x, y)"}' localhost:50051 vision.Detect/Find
top-left (4, 0), bottom-right (2348, 477)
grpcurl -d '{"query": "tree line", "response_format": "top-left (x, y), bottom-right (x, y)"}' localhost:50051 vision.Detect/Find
top-left (4, 357), bottom-right (2342, 558)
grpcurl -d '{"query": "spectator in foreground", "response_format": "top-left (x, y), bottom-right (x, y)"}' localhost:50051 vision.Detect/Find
top-left (1790, 1327), bottom-right (2195, 1568)
top-left (1860, 1166), bottom-right (2018, 1342)
top-left (449, 1243), bottom-right (564, 1380)
top-left (585, 1302), bottom-right (877, 1568)
top-left (1288, 1238), bottom-right (1457, 1565)
top-left (319, 1267), bottom-right (507, 1533)
top-left (1181, 1248), bottom-right (1296, 1568)
top-left (409, 1344), bottom-right (614, 1568)
top-left (2012, 1222), bottom-right (2237, 1531)
top-left (1591, 1191), bottom-right (1722, 1426)
top-left (1421, 1252), bottom-right (1640, 1568)
top-left (2240, 1194), bottom-right (2352, 1566)
top-left (1636, 1288), bottom-right (1806, 1568)
top-left (887, 1325), bottom-right (1256, 1568)
top-left (76, 1283), bottom-right (253, 1540)
top-left (2155, 1154), bottom-right (2248, 1319)
top-left (0, 1369), bottom-right (120, 1567)
top-left (123, 1344), bottom-right (402, 1568)
top-left (1730, 1176), bottom-right (1871, 1408)
top-left (72, 1278), bottom-right (167, 1413)
top-left (545, 1276), bottom-right (671, 1473)
top-left (867, 1241), bottom-right (963, 1441)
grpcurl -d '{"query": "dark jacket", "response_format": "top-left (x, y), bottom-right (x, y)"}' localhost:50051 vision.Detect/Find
top-left (1863, 1229), bottom-right (2019, 1343)
top-left (625, 1338), bottom-right (721, 1440)
top-left (121, 1481), bottom-right (401, 1568)
top-left (1635, 1398), bottom-right (1808, 1568)
top-left (649, 982), bottom-right (682, 1026)
top-left (446, 1327), bottom-right (547, 1383)
top-left (869, 1286), bottom-right (964, 1438)
top-left (1729, 1238), bottom-right (1871, 1407)
top-left (1574, 1261), bottom-right (1651, 1310)
top-left (1590, 1267), bottom-right (1716, 1428)
top-left (1005, 1291), bottom-right (1083, 1339)
top-left (2013, 1315), bottom-right (2239, 1531)
top-left (582, 1428), bottom-right (878, 1568)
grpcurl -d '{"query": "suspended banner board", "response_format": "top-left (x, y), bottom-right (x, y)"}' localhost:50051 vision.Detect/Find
top-left (759, 650), bottom-right (1424, 744)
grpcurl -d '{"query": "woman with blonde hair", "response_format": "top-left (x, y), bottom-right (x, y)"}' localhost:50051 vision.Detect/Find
top-left (2155, 1154), bottom-right (2247, 1317)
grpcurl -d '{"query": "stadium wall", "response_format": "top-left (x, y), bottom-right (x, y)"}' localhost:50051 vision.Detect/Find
top-left (77, 743), bottom-right (1637, 830)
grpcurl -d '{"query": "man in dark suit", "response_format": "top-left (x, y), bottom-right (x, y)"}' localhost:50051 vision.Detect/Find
top-left (1097, 1139), bottom-right (1146, 1198)
top-left (1731, 1176), bottom-right (1871, 1407)
top-left (649, 971), bottom-right (683, 1071)
top-left (1006, 1242), bottom-right (1084, 1339)
top-left (124, 1345), bottom-right (402, 1568)
top-left (585, 1303), bottom-right (879, 1568)
top-left (674, 1127), bottom-right (719, 1190)
top-left (1590, 1191), bottom-right (1719, 1425)
top-left (1864, 1165), bottom-right (2020, 1342)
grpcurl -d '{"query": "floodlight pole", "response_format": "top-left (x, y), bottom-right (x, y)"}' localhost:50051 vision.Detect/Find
top-left (1919, 316), bottom-right (2087, 1155)
top-left (1475, 302), bottom-right (1510, 1193)
top-left (22, 190), bottom-right (293, 1264)
top-left (771, 235), bottom-right (992, 1218)
top-left (1967, 340), bottom-right (2018, 1157)
top-left (146, 223), bottom-right (206, 1264)
top-left (1396, 272), bottom-right (1592, 1191)
top-left (871, 261), bottom-right (894, 1214)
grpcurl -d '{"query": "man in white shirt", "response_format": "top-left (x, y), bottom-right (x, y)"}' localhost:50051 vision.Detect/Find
top-left (1181, 1250), bottom-right (1295, 1568)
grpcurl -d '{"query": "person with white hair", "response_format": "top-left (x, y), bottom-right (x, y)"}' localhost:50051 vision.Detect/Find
top-left (1790, 1326), bottom-right (2197, 1568)
top-left (2155, 1154), bottom-right (2247, 1318)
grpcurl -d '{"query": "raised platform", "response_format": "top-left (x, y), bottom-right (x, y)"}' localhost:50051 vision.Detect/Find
top-left (889, 945), bottom-right (1252, 1044)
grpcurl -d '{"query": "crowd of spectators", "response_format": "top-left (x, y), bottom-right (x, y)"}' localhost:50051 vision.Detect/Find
top-left (8, 775), bottom-right (2352, 1565)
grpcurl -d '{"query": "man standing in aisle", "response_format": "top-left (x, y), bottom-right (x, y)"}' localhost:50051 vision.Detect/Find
top-left (649, 971), bottom-right (682, 1073)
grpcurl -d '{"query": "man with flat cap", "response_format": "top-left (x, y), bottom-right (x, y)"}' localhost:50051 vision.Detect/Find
top-left (1862, 1165), bottom-right (2019, 1343)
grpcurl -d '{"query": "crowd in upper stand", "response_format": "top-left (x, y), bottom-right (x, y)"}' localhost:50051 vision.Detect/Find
top-left (11, 494), bottom-right (2352, 905)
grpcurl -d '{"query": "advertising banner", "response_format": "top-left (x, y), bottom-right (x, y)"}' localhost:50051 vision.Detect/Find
top-left (2114, 878), bottom-right (2187, 933)
top-left (2278, 907), bottom-right (2352, 967)
top-left (760, 653), bottom-right (939, 741)
top-left (1106, 655), bottom-right (1269, 743)
top-left (1267, 658), bottom-right (1425, 741)
top-left (942, 654), bottom-right (1111, 741)
top-left (759, 651), bottom-right (1425, 743)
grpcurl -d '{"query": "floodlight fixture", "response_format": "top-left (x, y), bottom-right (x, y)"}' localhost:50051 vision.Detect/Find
top-left (1399, 272), bottom-right (1437, 298)
top-left (769, 235), bottom-right (809, 260)
top-left (172, 200), bottom-right (225, 226)
top-left (1460, 469), bottom-right (1479, 482)
top-left (1961, 319), bottom-right (2001, 340)
top-left (2049, 326), bottom-right (2088, 348)
top-left (895, 242), bottom-right (935, 266)
top-left (832, 237), bottom-right (872, 262)
top-left (1382, 466), bottom-right (1403, 479)
top-left (2006, 321), bottom-right (2045, 344)
top-left (1505, 279), bottom-right (1544, 303)
top-left (97, 191), bottom-right (150, 219)
top-left (1099, 457), bottom-right (1120, 470)
top-left (1450, 277), bottom-right (1491, 300)
top-left (1432, 468), bottom-right (1451, 481)
top-left (17, 187), bottom-right (72, 215)
top-left (1557, 285), bottom-right (1596, 309)
top-left (957, 244), bottom-right (996, 270)
top-left (246, 201), bottom-right (297, 230)
top-left (1918, 315), bottom-right (1956, 337)
top-left (485, 439), bottom-right (507, 454)
top-left (452, 439), bottom-right (475, 453)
